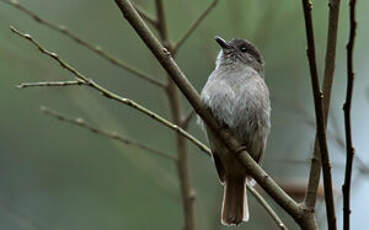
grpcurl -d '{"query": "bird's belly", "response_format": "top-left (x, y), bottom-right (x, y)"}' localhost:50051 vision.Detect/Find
top-left (210, 94), bottom-right (269, 158)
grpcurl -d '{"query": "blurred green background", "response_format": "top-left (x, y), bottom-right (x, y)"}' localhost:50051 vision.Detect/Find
top-left (1, 0), bottom-right (369, 229)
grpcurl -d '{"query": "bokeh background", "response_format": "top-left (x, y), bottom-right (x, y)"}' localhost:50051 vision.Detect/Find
top-left (1, 0), bottom-right (369, 229)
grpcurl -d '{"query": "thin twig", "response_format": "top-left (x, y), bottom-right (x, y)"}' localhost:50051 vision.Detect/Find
top-left (322, 0), bottom-right (342, 117)
top-left (173, 0), bottom-right (218, 53)
top-left (247, 185), bottom-right (288, 230)
top-left (342, 0), bottom-right (357, 229)
top-left (0, 0), bottom-right (165, 88)
top-left (114, 1), bottom-right (311, 228)
top-left (10, 26), bottom-right (211, 157)
top-left (304, 0), bottom-right (342, 210)
top-left (40, 106), bottom-right (176, 161)
top-left (16, 80), bottom-right (83, 88)
top-left (301, 1), bottom-right (337, 229)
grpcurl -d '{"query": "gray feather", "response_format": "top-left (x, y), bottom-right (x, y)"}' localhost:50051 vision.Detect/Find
top-left (201, 63), bottom-right (270, 160)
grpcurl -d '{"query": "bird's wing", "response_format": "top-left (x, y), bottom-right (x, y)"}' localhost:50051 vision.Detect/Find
top-left (206, 127), bottom-right (225, 184)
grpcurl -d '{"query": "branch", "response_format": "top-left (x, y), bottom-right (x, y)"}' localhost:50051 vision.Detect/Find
top-left (173, 0), bottom-right (218, 53)
top-left (247, 186), bottom-right (288, 230)
top-left (10, 26), bottom-right (211, 157)
top-left (155, 1), bottom-right (195, 229)
top-left (0, 0), bottom-right (165, 88)
top-left (342, 0), bottom-right (357, 229)
top-left (114, 1), bottom-right (313, 228)
top-left (41, 106), bottom-right (176, 161)
top-left (304, 0), bottom-right (342, 210)
top-left (134, 4), bottom-right (158, 28)
top-left (301, 1), bottom-right (337, 229)
top-left (16, 80), bottom-right (83, 88)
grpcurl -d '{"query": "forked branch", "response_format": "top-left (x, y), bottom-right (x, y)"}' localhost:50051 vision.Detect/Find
top-left (301, 0), bottom-right (336, 229)
top-left (11, 26), bottom-right (210, 156)
top-left (0, 0), bottom-right (165, 88)
top-left (304, 0), bottom-right (342, 209)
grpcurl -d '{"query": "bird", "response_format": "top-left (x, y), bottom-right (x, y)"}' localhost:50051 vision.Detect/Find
top-left (199, 36), bottom-right (271, 225)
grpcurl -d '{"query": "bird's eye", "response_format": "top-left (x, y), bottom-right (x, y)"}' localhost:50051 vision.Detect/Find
top-left (240, 45), bottom-right (248, 52)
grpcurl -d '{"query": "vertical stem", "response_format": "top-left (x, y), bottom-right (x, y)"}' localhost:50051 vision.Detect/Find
top-left (342, 0), bottom-right (357, 229)
top-left (155, 1), bottom-right (195, 229)
top-left (301, 1), bottom-right (337, 229)
top-left (167, 81), bottom-right (196, 230)
top-left (305, 0), bottom-right (341, 209)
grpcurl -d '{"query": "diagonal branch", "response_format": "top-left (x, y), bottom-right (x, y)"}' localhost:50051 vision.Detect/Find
top-left (0, 0), bottom-right (165, 88)
top-left (10, 26), bottom-right (211, 157)
top-left (304, 0), bottom-right (342, 210)
top-left (114, 1), bottom-right (314, 228)
top-left (342, 0), bottom-right (357, 229)
top-left (134, 4), bottom-right (158, 28)
top-left (301, 1), bottom-right (337, 229)
top-left (173, 0), bottom-right (218, 53)
top-left (42, 105), bottom-right (286, 230)
top-left (41, 106), bottom-right (176, 161)
top-left (16, 80), bottom-right (83, 88)
top-left (247, 186), bottom-right (288, 230)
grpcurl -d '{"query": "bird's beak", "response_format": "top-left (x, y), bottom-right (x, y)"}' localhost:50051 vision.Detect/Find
top-left (215, 36), bottom-right (231, 50)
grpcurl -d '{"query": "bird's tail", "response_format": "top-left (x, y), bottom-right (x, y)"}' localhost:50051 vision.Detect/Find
top-left (221, 176), bottom-right (249, 225)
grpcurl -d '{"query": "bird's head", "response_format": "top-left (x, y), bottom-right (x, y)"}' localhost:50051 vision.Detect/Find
top-left (215, 36), bottom-right (264, 74)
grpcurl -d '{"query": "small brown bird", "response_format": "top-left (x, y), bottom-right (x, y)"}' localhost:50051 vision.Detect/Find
top-left (200, 36), bottom-right (271, 225)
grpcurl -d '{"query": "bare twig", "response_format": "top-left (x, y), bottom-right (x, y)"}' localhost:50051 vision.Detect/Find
top-left (41, 106), bottom-right (176, 160)
top-left (342, 0), bottom-right (357, 229)
top-left (114, 1), bottom-right (315, 229)
top-left (173, 0), bottom-right (218, 53)
top-left (0, 0), bottom-right (165, 88)
top-left (16, 80), bottom-right (83, 88)
top-left (247, 186), bottom-right (288, 230)
top-left (322, 0), bottom-right (342, 117)
top-left (10, 26), bottom-right (211, 157)
top-left (304, 0), bottom-right (342, 210)
top-left (301, 1), bottom-right (337, 229)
